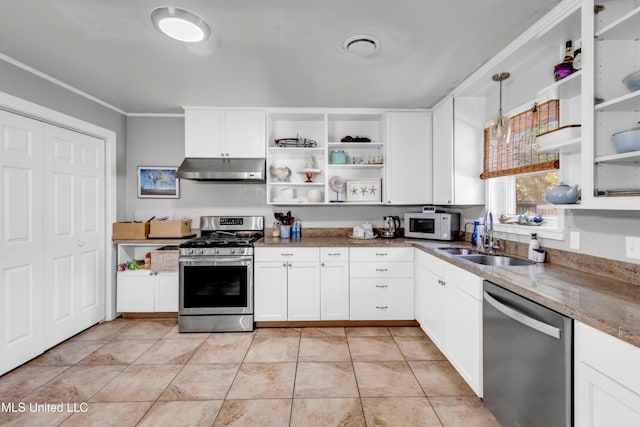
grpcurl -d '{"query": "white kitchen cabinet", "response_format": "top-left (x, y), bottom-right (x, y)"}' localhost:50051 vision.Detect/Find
top-left (254, 247), bottom-right (320, 321)
top-left (320, 248), bottom-right (349, 320)
top-left (115, 244), bottom-right (179, 313)
top-left (116, 271), bottom-right (178, 312)
top-left (432, 97), bottom-right (485, 205)
top-left (416, 250), bottom-right (483, 396)
top-left (349, 247), bottom-right (414, 320)
top-left (184, 108), bottom-right (265, 158)
top-left (254, 262), bottom-right (288, 321)
top-left (575, 321), bottom-right (640, 426)
top-left (385, 111), bottom-right (432, 204)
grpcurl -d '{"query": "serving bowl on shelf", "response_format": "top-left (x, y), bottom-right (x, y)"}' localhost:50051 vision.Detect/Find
top-left (623, 70), bottom-right (640, 92)
top-left (612, 124), bottom-right (640, 154)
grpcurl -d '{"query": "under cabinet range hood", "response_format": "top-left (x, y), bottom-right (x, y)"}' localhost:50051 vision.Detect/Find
top-left (175, 158), bottom-right (266, 181)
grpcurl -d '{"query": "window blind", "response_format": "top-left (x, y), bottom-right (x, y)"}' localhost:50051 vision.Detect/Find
top-left (480, 99), bottom-right (560, 179)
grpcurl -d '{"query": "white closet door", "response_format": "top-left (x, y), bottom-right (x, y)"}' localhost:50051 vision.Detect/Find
top-left (43, 124), bottom-right (105, 348)
top-left (0, 111), bottom-right (45, 374)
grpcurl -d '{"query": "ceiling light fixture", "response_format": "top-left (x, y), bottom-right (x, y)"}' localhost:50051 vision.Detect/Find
top-left (151, 7), bottom-right (210, 43)
top-left (342, 35), bottom-right (380, 57)
top-left (489, 72), bottom-right (512, 144)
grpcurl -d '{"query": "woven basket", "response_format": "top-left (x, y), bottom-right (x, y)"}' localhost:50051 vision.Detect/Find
top-left (150, 246), bottom-right (179, 271)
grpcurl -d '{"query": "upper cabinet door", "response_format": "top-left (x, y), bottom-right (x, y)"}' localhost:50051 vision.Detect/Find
top-left (432, 97), bottom-right (454, 205)
top-left (226, 110), bottom-right (266, 157)
top-left (185, 109), bottom-right (225, 157)
top-left (385, 111), bottom-right (432, 205)
top-left (184, 109), bottom-right (266, 158)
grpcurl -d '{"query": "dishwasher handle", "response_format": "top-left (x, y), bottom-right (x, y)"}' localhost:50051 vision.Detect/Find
top-left (483, 291), bottom-right (561, 340)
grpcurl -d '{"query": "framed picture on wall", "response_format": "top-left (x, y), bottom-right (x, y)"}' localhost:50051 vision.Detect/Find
top-left (137, 166), bottom-right (180, 198)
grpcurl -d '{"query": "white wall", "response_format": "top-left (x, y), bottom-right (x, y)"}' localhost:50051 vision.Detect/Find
top-left (0, 58), bottom-right (127, 220)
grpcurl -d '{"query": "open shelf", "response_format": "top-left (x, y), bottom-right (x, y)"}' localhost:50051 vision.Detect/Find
top-left (595, 89), bottom-right (640, 112)
top-left (268, 147), bottom-right (324, 153)
top-left (595, 150), bottom-right (640, 165)
top-left (536, 70), bottom-right (582, 99)
top-left (269, 182), bottom-right (325, 187)
top-left (595, 6), bottom-right (640, 40)
top-left (328, 164), bottom-right (384, 169)
top-left (537, 137), bottom-right (581, 154)
top-left (328, 142), bottom-right (384, 148)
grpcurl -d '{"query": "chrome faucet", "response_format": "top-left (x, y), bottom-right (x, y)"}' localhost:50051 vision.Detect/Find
top-left (484, 210), bottom-right (495, 253)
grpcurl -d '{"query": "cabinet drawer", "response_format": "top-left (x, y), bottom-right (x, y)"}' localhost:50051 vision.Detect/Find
top-left (255, 247), bottom-right (319, 262)
top-left (349, 247), bottom-right (413, 262)
top-left (320, 247), bottom-right (349, 262)
top-left (350, 278), bottom-right (414, 320)
top-left (350, 261), bottom-right (413, 278)
top-left (443, 262), bottom-right (482, 300)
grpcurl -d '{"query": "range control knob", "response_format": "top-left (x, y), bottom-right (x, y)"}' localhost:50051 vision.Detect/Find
top-left (214, 248), bottom-right (220, 255)
top-left (188, 249), bottom-right (195, 256)
top-left (197, 248), bottom-right (204, 255)
top-left (230, 248), bottom-right (237, 255)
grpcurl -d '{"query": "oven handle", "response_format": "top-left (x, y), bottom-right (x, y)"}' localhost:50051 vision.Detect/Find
top-left (180, 256), bottom-right (253, 265)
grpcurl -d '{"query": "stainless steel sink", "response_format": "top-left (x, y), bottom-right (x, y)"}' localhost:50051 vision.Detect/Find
top-left (437, 247), bottom-right (478, 255)
top-left (457, 254), bottom-right (533, 266)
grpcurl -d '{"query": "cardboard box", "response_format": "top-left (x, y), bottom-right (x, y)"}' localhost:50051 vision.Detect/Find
top-left (148, 219), bottom-right (192, 238)
top-left (112, 222), bottom-right (150, 240)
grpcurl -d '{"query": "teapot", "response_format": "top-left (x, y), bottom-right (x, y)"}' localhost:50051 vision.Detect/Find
top-left (544, 183), bottom-right (580, 204)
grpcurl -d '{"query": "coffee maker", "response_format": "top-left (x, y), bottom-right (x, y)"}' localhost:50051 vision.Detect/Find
top-left (381, 216), bottom-right (401, 238)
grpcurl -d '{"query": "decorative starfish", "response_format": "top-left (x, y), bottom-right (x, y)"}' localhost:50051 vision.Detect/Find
top-left (369, 186), bottom-right (377, 195)
top-left (360, 187), bottom-right (367, 195)
top-left (351, 188), bottom-right (358, 195)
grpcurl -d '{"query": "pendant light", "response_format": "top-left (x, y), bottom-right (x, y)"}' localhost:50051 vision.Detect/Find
top-left (490, 72), bottom-right (512, 144)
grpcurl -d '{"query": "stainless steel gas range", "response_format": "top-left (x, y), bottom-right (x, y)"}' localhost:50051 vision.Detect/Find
top-left (178, 216), bottom-right (264, 332)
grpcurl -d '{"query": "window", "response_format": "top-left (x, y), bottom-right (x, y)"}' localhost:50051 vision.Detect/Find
top-left (483, 100), bottom-right (564, 239)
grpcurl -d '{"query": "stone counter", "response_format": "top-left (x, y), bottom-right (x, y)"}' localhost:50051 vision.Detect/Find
top-left (256, 235), bottom-right (640, 348)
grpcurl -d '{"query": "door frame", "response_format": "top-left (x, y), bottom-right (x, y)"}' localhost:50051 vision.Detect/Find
top-left (0, 90), bottom-right (118, 320)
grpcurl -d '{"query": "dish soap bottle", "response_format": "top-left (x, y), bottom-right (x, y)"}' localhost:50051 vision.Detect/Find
top-left (528, 233), bottom-right (540, 261)
top-left (471, 220), bottom-right (480, 246)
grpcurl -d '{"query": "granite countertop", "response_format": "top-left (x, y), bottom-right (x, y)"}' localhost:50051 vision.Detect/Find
top-left (256, 235), bottom-right (640, 347)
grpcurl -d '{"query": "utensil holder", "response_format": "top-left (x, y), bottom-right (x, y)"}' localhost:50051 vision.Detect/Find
top-left (280, 224), bottom-right (291, 239)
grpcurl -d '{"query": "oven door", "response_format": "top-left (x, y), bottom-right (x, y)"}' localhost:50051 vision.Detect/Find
top-left (179, 256), bottom-right (253, 315)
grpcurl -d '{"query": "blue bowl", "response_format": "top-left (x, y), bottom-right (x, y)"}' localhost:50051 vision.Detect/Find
top-left (623, 71), bottom-right (640, 92)
top-left (612, 127), bottom-right (640, 153)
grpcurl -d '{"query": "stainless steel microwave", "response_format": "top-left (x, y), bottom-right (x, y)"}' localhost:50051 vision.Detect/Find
top-left (404, 212), bottom-right (460, 241)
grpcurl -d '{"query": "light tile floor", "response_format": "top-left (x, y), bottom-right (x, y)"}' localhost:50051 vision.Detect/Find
top-left (0, 319), bottom-right (500, 426)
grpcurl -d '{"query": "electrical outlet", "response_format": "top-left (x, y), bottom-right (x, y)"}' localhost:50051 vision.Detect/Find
top-left (570, 231), bottom-right (580, 250)
top-left (626, 237), bottom-right (640, 260)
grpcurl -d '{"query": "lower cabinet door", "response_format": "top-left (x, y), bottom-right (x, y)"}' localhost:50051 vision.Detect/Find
top-left (422, 268), bottom-right (447, 350)
top-left (349, 278), bottom-right (413, 320)
top-left (320, 261), bottom-right (349, 320)
top-left (116, 272), bottom-right (155, 312)
top-left (155, 272), bottom-right (178, 312)
top-left (575, 321), bottom-right (640, 427)
top-left (445, 281), bottom-right (481, 396)
top-left (254, 262), bottom-right (288, 321)
top-left (287, 262), bottom-right (320, 321)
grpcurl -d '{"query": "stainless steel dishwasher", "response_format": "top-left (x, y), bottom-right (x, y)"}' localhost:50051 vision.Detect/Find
top-left (483, 281), bottom-right (572, 427)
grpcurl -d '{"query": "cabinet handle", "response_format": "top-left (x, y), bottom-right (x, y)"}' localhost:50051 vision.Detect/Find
top-left (321, 263), bottom-right (325, 267)
top-left (375, 253), bottom-right (388, 256)
top-left (376, 284), bottom-right (388, 288)
top-left (376, 306), bottom-right (389, 310)
top-left (375, 268), bottom-right (388, 272)
top-left (282, 263), bottom-right (287, 267)
top-left (328, 253), bottom-right (340, 256)
top-left (281, 253), bottom-right (294, 257)
top-left (288, 263), bottom-right (292, 267)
